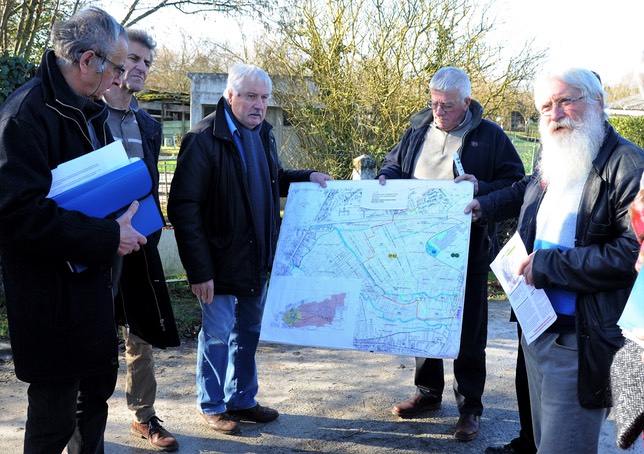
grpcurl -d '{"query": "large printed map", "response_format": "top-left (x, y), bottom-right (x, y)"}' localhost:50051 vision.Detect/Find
top-left (261, 179), bottom-right (472, 358)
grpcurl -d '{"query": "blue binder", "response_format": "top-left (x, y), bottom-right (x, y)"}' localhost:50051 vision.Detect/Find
top-left (53, 158), bottom-right (164, 236)
top-left (52, 159), bottom-right (164, 272)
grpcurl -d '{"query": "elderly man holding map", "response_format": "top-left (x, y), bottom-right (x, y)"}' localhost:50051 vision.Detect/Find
top-left (168, 63), bottom-right (331, 436)
top-left (377, 66), bottom-right (524, 441)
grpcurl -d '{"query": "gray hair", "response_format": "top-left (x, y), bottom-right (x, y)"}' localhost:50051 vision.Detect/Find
top-left (126, 28), bottom-right (157, 63)
top-left (429, 67), bottom-right (472, 100)
top-left (51, 6), bottom-right (127, 65)
top-left (534, 67), bottom-right (606, 119)
top-left (225, 63), bottom-right (272, 97)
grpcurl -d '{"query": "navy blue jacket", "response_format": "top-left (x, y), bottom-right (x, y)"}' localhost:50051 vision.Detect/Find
top-left (168, 97), bottom-right (314, 296)
top-left (0, 51), bottom-right (120, 383)
top-left (377, 100), bottom-right (525, 274)
top-left (114, 102), bottom-right (180, 348)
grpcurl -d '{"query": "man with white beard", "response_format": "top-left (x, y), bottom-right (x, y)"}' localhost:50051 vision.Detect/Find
top-left (464, 67), bottom-right (644, 453)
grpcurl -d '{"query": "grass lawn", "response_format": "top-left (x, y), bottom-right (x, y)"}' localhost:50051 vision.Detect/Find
top-left (508, 133), bottom-right (539, 174)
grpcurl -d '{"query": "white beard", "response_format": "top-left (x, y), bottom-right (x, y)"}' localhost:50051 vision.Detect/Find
top-left (537, 108), bottom-right (606, 189)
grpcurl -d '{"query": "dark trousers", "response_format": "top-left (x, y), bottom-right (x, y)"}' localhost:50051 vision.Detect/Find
top-left (23, 367), bottom-right (118, 454)
top-left (510, 323), bottom-right (537, 454)
top-left (414, 271), bottom-right (488, 415)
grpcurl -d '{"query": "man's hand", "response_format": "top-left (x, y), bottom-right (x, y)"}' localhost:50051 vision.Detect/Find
top-left (454, 173), bottom-right (479, 195)
top-left (310, 172), bottom-right (333, 188)
top-left (116, 201), bottom-right (147, 256)
top-left (463, 199), bottom-right (482, 223)
top-left (378, 175), bottom-right (387, 185)
top-left (192, 279), bottom-right (214, 305)
top-left (517, 251), bottom-right (537, 286)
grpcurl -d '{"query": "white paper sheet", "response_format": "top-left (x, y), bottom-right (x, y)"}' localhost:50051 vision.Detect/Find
top-left (490, 232), bottom-right (557, 344)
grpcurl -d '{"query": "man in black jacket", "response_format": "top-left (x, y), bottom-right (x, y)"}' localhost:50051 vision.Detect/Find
top-left (466, 67), bottom-right (644, 453)
top-left (168, 63), bottom-right (331, 435)
top-left (0, 7), bottom-right (147, 453)
top-left (104, 28), bottom-right (180, 452)
top-left (378, 67), bottom-right (525, 442)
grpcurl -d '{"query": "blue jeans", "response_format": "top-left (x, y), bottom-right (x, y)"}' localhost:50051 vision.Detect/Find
top-left (522, 332), bottom-right (609, 453)
top-left (196, 279), bottom-right (268, 415)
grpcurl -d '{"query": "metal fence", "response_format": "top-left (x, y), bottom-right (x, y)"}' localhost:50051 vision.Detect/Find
top-left (158, 157), bottom-right (176, 217)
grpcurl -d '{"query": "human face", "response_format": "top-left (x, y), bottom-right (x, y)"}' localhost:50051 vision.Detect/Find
top-left (227, 79), bottom-right (270, 130)
top-left (121, 41), bottom-right (152, 93)
top-left (537, 79), bottom-right (588, 134)
top-left (429, 89), bottom-right (469, 132)
top-left (88, 37), bottom-right (128, 100)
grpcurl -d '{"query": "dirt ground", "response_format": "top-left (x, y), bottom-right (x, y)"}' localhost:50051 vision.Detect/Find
top-left (0, 300), bottom-right (640, 453)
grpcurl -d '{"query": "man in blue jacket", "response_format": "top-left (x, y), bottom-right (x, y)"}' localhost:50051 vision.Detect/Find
top-left (104, 28), bottom-right (180, 452)
top-left (0, 7), bottom-right (147, 453)
top-left (378, 67), bottom-right (525, 441)
top-left (466, 67), bottom-right (644, 453)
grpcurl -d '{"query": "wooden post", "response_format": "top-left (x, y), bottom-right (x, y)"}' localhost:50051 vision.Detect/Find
top-left (352, 154), bottom-right (376, 180)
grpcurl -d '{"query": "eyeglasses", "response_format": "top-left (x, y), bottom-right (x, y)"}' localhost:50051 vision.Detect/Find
top-left (239, 92), bottom-right (270, 103)
top-left (429, 101), bottom-right (460, 112)
top-left (539, 95), bottom-right (584, 115)
top-left (94, 52), bottom-right (126, 78)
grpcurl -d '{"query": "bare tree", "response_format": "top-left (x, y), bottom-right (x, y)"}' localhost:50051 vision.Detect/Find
top-left (118, 0), bottom-right (272, 27)
top-left (146, 35), bottom-right (229, 93)
top-left (0, 0), bottom-right (273, 61)
top-left (259, 0), bottom-right (545, 179)
top-left (0, 0), bottom-right (79, 60)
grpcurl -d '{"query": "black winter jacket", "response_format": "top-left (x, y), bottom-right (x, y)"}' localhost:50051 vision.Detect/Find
top-left (114, 103), bottom-right (180, 348)
top-left (377, 100), bottom-right (525, 273)
top-left (167, 97), bottom-right (314, 295)
top-left (0, 51), bottom-right (121, 383)
top-left (476, 123), bottom-right (644, 408)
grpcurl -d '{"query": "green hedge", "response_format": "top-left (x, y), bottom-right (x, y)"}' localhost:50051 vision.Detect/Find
top-left (0, 53), bottom-right (36, 104)
top-left (609, 116), bottom-right (644, 148)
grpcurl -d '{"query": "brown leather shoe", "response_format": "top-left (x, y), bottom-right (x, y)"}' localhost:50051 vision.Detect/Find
top-left (199, 412), bottom-right (240, 434)
top-left (227, 403), bottom-right (279, 422)
top-left (391, 394), bottom-right (441, 418)
top-left (454, 413), bottom-right (480, 441)
top-left (131, 416), bottom-right (179, 451)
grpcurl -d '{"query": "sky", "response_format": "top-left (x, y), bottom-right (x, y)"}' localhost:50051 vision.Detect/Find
top-left (101, 0), bottom-right (644, 87)
top-left (491, 0), bottom-right (644, 86)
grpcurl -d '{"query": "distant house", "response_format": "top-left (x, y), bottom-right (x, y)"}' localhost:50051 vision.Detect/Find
top-left (137, 90), bottom-right (190, 146)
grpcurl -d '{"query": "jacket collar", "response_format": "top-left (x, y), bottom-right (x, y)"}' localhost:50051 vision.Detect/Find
top-left (38, 50), bottom-right (107, 123)
top-left (592, 122), bottom-right (618, 173)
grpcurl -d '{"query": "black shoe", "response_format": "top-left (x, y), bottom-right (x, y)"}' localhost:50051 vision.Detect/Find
top-left (391, 394), bottom-right (442, 418)
top-left (454, 413), bottom-right (480, 442)
top-left (485, 443), bottom-right (515, 453)
top-left (227, 403), bottom-right (279, 422)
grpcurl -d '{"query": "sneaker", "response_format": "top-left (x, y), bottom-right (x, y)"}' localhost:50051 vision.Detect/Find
top-left (131, 416), bottom-right (179, 451)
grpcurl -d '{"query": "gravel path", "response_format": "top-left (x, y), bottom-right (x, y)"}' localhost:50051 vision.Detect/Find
top-left (0, 300), bottom-right (640, 453)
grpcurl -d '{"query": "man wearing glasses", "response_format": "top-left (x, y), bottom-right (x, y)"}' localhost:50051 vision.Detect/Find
top-left (168, 63), bottom-right (332, 435)
top-left (378, 66), bottom-right (525, 442)
top-left (104, 29), bottom-right (181, 451)
top-left (465, 67), bottom-right (644, 453)
top-left (0, 7), bottom-right (148, 453)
